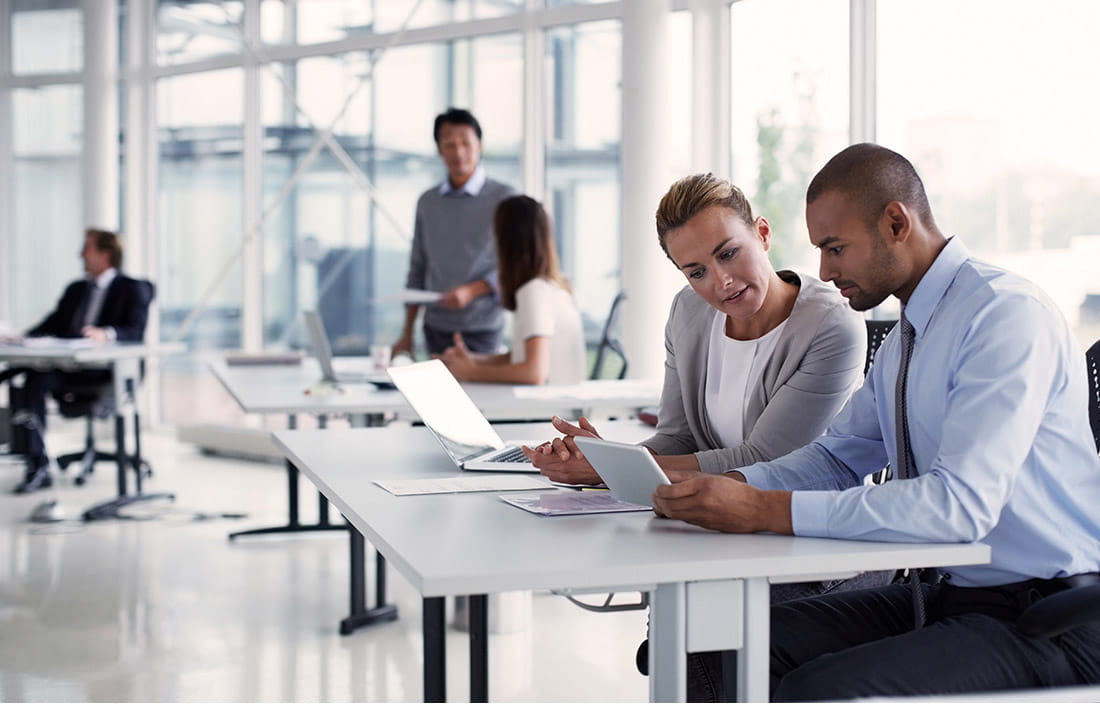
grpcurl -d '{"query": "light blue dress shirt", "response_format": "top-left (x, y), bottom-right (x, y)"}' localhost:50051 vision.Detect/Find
top-left (438, 163), bottom-right (487, 197)
top-left (740, 238), bottom-right (1100, 587)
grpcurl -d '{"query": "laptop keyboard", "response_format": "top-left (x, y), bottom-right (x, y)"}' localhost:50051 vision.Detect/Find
top-left (486, 447), bottom-right (532, 464)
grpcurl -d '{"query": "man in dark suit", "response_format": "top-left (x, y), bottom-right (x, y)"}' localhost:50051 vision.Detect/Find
top-left (4, 228), bottom-right (153, 493)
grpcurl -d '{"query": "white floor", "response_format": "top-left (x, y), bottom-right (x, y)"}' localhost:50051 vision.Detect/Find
top-left (0, 421), bottom-right (650, 702)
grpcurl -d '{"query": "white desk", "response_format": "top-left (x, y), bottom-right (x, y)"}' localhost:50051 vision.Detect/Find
top-left (210, 357), bottom-right (660, 419)
top-left (209, 356), bottom-right (659, 539)
top-left (210, 357), bottom-right (660, 636)
top-left (0, 341), bottom-right (183, 516)
top-left (274, 425), bottom-right (991, 703)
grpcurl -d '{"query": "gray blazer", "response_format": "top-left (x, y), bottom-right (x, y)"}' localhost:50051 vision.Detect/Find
top-left (641, 271), bottom-right (866, 474)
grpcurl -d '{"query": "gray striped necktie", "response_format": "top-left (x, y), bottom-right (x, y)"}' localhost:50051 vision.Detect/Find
top-left (895, 314), bottom-right (917, 480)
top-left (895, 312), bottom-right (926, 628)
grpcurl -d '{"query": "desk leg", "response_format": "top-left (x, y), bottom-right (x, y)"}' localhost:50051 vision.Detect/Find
top-left (738, 578), bottom-right (770, 703)
top-left (228, 415), bottom-right (344, 540)
top-left (131, 405), bottom-right (144, 494)
top-left (470, 594), bottom-right (488, 703)
top-left (317, 415), bottom-right (331, 526)
top-left (650, 583), bottom-right (686, 702)
top-left (423, 596), bottom-right (447, 702)
top-left (338, 523), bottom-right (398, 635)
top-left (114, 411), bottom-right (128, 497)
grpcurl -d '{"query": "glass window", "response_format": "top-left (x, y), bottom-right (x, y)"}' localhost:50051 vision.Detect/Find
top-left (373, 36), bottom-right (522, 347)
top-left (157, 69), bottom-right (245, 424)
top-left (667, 10), bottom-right (692, 177)
top-left (545, 20), bottom-right (622, 360)
top-left (157, 0), bottom-right (243, 66)
top-left (260, 0), bottom-right (523, 46)
top-left (10, 86), bottom-right (84, 330)
top-left (260, 35), bottom-right (522, 355)
top-left (261, 55), bottom-right (374, 354)
top-left (729, 0), bottom-right (849, 272)
top-left (878, 0), bottom-right (1100, 346)
top-left (11, 0), bottom-right (83, 74)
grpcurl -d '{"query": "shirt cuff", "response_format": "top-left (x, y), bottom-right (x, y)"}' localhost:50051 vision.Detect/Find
top-left (789, 491), bottom-right (833, 538)
top-left (735, 463), bottom-right (774, 487)
top-left (105, 327), bottom-right (117, 342)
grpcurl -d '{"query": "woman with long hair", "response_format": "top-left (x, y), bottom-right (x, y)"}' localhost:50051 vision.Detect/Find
top-left (439, 195), bottom-right (586, 385)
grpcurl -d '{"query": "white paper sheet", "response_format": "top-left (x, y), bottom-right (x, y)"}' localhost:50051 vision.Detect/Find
top-left (373, 288), bottom-right (443, 305)
top-left (499, 491), bottom-right (652, 516)
top-left (511, 379), bottom-right (660, 401)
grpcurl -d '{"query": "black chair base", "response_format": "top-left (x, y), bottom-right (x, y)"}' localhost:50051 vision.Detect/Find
top-left (57, 446), bottom-right (153, 486)
top-left (83, 492), bottom-right (175, 521)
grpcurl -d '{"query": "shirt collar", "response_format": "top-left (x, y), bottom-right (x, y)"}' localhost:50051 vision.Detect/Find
top-left (439, 164), bottom-right (486, 197)
top-left (90, 268), bottom-right (118, 290)
top-left (900, 237), bottom-right (968, 336)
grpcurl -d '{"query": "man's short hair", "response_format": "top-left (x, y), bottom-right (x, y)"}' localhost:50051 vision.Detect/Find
top-left (86, 228), bottom-right (123, 269)
top-left (655, 173), bottom-right (755, 259)
top-left (433, 107), bottom-right (482, 144)
top-left (806, 143), bottom-right (934, 229)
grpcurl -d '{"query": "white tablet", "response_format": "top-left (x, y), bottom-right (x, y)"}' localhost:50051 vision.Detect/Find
top-left (573, 437), bottom-right (671, 507)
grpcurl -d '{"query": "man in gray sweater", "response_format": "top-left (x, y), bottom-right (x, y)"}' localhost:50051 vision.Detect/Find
top-left (393, 108), bottom-right (516, 357)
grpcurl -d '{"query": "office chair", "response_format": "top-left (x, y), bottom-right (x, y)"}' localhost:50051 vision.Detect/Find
top-left (1016, 339), bottom-right (1100, 639)
top-left (54, 380), bottom-right (152, 486)
top-left (54, 279), bottom-right (156, 488)
top-left (1087, 339), bottom-right (1100, 453)
top-left (590, 291), bottom-right (628, 380)
top-left (864, 318), bottom-right (896, 375)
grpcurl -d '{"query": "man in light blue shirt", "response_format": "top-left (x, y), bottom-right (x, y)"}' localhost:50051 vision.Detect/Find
top-left (653, 143), bottom-right (1100, 699)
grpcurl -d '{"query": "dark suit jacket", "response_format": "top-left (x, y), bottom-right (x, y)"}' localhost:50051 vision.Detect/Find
top-left (27, 274), bottom-right (154, 342)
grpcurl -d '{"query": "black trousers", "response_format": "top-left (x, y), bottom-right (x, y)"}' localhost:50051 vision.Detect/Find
top-left (768, 580), bottom-right (1100, 701)
top-left (422, 325), bottom-right (503, 357)
top-left (14, 368), bottom-right (111, 460)
top-left (686, 569), bottom-right (893, 702)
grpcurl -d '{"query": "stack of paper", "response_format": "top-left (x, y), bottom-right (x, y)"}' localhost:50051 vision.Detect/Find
top-left (500, 491), bottom-right (652, 516)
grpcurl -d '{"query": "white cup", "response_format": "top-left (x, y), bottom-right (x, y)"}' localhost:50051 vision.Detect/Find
top-left (371, 344), bottom-right (392, 370)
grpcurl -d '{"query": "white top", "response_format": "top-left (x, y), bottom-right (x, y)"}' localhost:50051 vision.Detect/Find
top-left (704, 311), bottom-right (787, 448)
top-left (510, 278), bottom-right (586, 385)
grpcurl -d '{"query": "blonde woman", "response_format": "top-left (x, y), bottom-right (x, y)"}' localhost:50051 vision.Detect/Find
top-left (530, 173), bottom-right (866, 489)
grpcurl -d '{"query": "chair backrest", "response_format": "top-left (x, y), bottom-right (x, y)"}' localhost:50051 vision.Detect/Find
top-left (864, 319), bottom-right (897, 376)
top-left (1087, 340), bottom-right (1100, 453)
top-left (590, 291), bottom-right (628, 380)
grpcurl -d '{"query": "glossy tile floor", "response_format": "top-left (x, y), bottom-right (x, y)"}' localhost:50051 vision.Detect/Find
top-left (0, 421), bottom-right (650, 702)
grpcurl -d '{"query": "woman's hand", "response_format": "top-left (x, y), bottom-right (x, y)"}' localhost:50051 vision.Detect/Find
top-left (438, 332), bottom-right (477, 379)
top-left (522, 416), bottom-right (603, 485)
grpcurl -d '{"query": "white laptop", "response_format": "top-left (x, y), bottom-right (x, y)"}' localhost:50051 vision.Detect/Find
top-left (387, 359), bottom-right (539, 472)
top-left (303, 310), bottom-right (393, 388)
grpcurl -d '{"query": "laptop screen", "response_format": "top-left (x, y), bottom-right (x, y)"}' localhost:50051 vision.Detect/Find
top-left (387, 359), bottom-right (505, 465)
top-left (303, 310), bottom-right (339, 383)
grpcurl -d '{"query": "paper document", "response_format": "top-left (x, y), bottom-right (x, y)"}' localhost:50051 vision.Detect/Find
top-left (18, 336), bottom-right (99, 349)
top-left (225, 351), bottom-right (303, 366)
top-left (512, 379), bottom-right (660, 402)
top-left (500, 491), bottom-right (652, 516)
top-left (373, 288), bottom-right (443, 305)
top-left (375, 474), bottom-right (551, 496)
